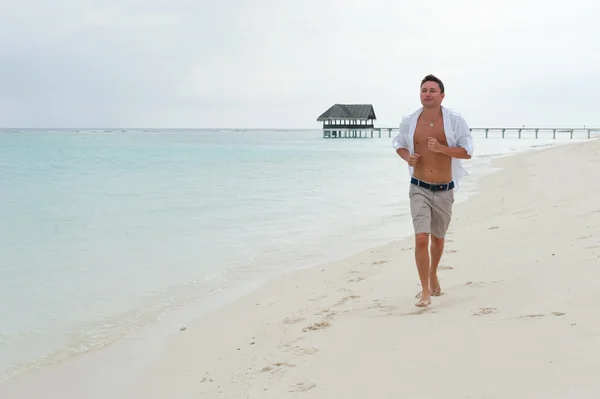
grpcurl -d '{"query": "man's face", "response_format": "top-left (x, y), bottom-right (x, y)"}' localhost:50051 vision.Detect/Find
top-left (420, 81), bottom-right (445, 108)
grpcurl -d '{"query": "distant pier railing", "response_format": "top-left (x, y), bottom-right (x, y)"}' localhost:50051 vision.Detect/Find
top-left (322, 127), bottom-right (600, 139)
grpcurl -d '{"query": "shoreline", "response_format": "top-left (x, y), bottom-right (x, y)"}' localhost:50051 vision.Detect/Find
top-left (2, 137), bottom-right (599, 398)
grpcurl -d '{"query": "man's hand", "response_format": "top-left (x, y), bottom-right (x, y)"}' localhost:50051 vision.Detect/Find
top-left (407, 153), bottom-right (420, 167)
top-left (426, 137), bottom-right (472, 159)
top-left (428, 137), bottom-right (443, 153)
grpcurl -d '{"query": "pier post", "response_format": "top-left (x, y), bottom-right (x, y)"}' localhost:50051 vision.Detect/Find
top-left (502, 129), bottom-right (505, 139)
top-left (535, 129), bottom-right (539, 139)
top-left (518, 129), bottom-right (522, 139)
top-left (553, 129), bottom-right (556, 139)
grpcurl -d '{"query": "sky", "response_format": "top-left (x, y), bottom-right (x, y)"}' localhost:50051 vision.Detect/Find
top-left (1, 0), bottom-right (599, 129)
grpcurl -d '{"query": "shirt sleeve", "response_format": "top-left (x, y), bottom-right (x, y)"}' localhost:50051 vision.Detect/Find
top-left (455, 115), bottom-right (474, 156)
top-left (392, 118), bottom-right (410, 150)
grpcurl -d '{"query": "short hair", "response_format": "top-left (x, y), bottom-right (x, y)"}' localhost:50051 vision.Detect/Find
top-left (421, 74), bottom-right (445, 93)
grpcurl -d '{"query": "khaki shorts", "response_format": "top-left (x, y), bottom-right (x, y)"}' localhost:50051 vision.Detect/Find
top-left (409, 181), bottom-right (454, 238)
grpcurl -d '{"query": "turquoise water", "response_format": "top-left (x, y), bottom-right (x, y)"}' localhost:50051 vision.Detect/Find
top-left (0, 128), bottom-right (581, 380)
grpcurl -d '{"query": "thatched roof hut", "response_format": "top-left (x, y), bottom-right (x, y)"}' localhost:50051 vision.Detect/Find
top-left (317, 104), bottom-right (377, 128)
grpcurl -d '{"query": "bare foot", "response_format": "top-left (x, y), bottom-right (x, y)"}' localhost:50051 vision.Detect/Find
top-left (430, 273), bottom-right (442, 296)
top-left (415, 291), bottom-right (431, 307)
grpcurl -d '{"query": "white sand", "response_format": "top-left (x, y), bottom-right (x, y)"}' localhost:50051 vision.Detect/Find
top-left (2, 138), bottom-right (600, 398)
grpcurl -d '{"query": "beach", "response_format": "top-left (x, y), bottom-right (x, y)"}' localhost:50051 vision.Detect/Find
top-left (1, 136), bottom-right (599, 398)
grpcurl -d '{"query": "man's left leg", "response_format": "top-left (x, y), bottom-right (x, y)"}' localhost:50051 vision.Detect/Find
top-left (429, 235), bottom-right (444, 296)
top-left (430, 189), bottom-right (454, 296)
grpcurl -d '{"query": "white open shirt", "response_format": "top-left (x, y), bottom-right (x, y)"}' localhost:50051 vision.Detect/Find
top-left (392, 106), bottom-right (474, 191)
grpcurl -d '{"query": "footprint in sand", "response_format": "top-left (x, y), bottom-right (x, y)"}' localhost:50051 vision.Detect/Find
top-left (260, 362), bottom-right (296, 373)
top-left (577, 235), bottom-right (593, 240)
top-left (279, 343), bottom-right (319, 356)
top-left (283, 315), bottom-right (305, 325)
top-left (446, 249), bottom-right (458, 254)
top-left (302, 321), bottom-right (331, 332)
top-left (438, 265), bottom-right (454, 271)
top-left (347, 271), bottom-right (366, 283)
top-left (295, 347), bottom-right (319, 355)
top-left (520, 312), bottom-right (565, 319)
top-left (334, 294), bottom-right (360, 306)
top-left (377, 305), bottom-right (411, 316)
top-left (372, 260), bottom-right (389, 265)
top-left (472, 307), bottom-right (498, 316)
top-left (512, 209), bottom-right (534, 216)
top-left (315, 308), bottom-right (341, 320)
top-left (315, 307), bottom-right (332, 315)
top-left (488, 226), bottom-right (499, 230)
top-left (367, 301), bottom-right (434, 317)
top-left (289, 381), bottom-right (316, 392)
top-left (369, 301), bottom-right (402, 315)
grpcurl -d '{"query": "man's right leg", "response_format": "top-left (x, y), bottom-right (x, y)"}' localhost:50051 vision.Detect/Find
top-left (409, 185), bottom-right (433, 307)
top-left (414, 233), bottom-right (431, 306)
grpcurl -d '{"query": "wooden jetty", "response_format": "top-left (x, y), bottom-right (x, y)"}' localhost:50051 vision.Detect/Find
top-left (469, 127), bottom-right (598, 139)
top-left (317, 104), bottom-right (599, 139)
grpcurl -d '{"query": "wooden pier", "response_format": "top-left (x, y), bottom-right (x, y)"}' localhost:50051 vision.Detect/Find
top-left (322, 127), bottom-right (600, 139)
top-left (470, 127), bottom-right (599, 139)
top-left (316, 104), bottom-right (599, 139)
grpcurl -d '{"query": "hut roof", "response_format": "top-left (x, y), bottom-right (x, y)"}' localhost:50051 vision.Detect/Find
top-left (317, 104), bottom-right (377, 121)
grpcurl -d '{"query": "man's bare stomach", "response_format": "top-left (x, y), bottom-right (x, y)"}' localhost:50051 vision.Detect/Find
top-left (412, 155), bottom-right (452, 183)
top-left (412, 122), bottom-right (452, 183)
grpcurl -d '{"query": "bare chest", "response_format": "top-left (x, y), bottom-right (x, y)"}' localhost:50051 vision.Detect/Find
top-left (413, 123), bottom-right (448, 152)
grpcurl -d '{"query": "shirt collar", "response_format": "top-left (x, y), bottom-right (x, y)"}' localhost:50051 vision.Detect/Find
top-left (409, 106), bottom-right (452, 140)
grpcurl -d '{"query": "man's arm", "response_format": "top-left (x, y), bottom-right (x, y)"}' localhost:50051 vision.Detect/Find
top-left (428, 114), bottom-right (474, 159)
top-left (438, 145), bottom-right (471, 159)
top-left (393, 119), bottom-right (411, 162)
top-left (453, 114), bottom-right (474, 159)
top-left (396, 148), bottom-right (410, 162)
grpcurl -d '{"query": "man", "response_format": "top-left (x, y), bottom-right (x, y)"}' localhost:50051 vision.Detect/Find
top-left (393, 74), bottom-right (474, 307)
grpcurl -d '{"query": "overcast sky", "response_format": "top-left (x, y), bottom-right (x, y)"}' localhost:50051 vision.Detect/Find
top-left (1, 0), bottom-right (598, 129)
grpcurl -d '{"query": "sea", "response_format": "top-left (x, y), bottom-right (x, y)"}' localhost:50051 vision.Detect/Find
top-left (0, 127), bottom-right (591, 382)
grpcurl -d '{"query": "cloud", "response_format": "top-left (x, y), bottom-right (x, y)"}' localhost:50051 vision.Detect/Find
top-left (1, 0), bottom-right (599, 128)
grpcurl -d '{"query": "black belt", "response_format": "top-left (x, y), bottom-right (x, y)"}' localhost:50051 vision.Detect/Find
top-left (411, 177), bottom-right (454, 191)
